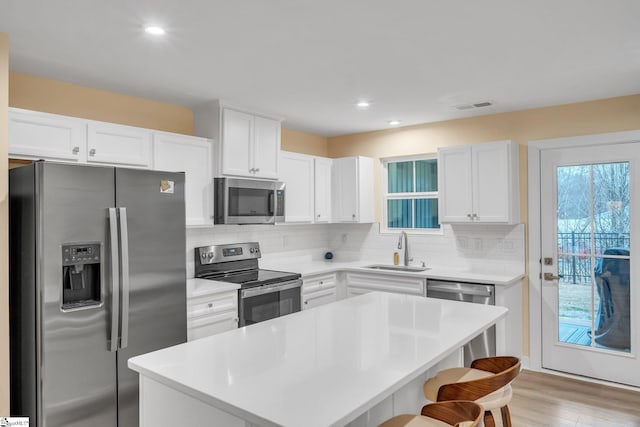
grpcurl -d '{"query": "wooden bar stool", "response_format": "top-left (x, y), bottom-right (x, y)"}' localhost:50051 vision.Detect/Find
top-left (379, 400), bottom-right (483, 427)
top-left (423, 356), bottom-right (520, 427)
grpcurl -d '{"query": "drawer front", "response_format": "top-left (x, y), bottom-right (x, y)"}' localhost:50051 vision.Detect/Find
top-left (344, 272), bottom-right (426, 296)
top-left (302, 287), bottom-right (337, 310)
top-left (302, 272), bottom-right (337, 294)
top-left (188, 291), bottom-right (238, 319)
top-left (187, 312), bottom-right (238, 341)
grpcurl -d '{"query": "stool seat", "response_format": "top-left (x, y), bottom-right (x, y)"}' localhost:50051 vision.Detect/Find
top-left (422, 356), bottom-right (521, 427)
top-left (379, 400), bottom-right (482, 427)
top-left (423, 367), bottom-right (513, 410)
top-left (379, 414), bottom-right (450, 427)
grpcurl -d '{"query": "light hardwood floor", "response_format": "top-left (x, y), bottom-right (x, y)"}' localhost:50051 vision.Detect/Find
top-left (510, 370), bottom-right (640, 426)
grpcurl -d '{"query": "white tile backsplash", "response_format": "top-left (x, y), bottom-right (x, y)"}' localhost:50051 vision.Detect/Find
top-left (186, 222), bottom-right (525, 278)
top-left (186, 224), bottom-right (332, 277)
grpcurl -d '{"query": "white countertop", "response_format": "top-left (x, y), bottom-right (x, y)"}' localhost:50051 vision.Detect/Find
top-left (187, 278), bottom-right (240, 299)
top-left (129, 292), bottom-right (508, 427)
top-left (260, 259), bottom-right (524, 286)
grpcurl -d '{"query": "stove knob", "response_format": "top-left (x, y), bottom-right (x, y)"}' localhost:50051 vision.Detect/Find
top-left (207, 253), bottom-right (214, 260)
top-left (250, 248), bottom-right (254, 253)
top-left (201, 253), bottom-right (207, 260)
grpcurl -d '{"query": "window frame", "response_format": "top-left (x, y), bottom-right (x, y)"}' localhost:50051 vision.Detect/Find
top-left (381, 154), bottom-right (442, 235)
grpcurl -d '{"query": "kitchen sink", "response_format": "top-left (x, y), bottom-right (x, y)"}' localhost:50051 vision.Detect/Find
top-left (363, 264), bottom-right (431, 272)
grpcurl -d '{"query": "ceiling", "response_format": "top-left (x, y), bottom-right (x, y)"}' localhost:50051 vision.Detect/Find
top-left (1, 0), bottom-right (639, 137)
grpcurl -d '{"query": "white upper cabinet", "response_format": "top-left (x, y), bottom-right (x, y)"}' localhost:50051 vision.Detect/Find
top-left (9, 108), bottom-right (86, 163)
top-left (87, 122), bottom-right (152, 168)
top-left (221, 109), bottom-right (253, 177)
top-left (9, 108), bottom-right (153, 168)
top-left (279, 151), bottom-right (314, 223)
top-left (314, 157), bottom-right (333, 223)
top-left (332, 156), bottom-right (374, 223)
top-left (438, 140), bottom-right (520, 224)
top-left (252, 116), bottom-right (280, 179)
top-left (153, 132), bottom-right (214, 227)
top-left (220, 107), bottom-right (280, 179)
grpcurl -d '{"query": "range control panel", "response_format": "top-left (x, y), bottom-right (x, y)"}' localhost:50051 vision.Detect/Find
top-left (196, 242), bottom-right (261, 265)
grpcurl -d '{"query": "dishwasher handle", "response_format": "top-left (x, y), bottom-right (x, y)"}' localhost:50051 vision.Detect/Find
top-left (427, 284), bottom-right (493, 298)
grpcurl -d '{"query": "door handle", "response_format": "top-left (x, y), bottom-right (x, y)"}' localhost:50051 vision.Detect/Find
top-left (543, 272), bottom-right (564, 281)
top-left (108, 208), bottom-right (120, 352)
top-left (118, 207), bottom-right (130, 349)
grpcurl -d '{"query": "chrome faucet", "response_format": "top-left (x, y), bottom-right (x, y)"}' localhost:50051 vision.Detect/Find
top-left (397, 231), bottom-right (409, 266)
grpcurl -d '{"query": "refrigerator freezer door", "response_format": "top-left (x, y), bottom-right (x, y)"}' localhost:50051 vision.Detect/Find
top-left (39, 163), bottom-right (118, 427)
top-left (114, 168), bottom-right (187, 427)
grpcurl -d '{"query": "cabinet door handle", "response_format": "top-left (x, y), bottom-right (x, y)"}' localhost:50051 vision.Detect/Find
top-left (352, 214), bottom-right (356, 219)
top-left (317, 214), bottom-right (321, 218)
top-left (472, 213), bottom-right (478, 219)
top-left (254, 168), bottom-right (260, 173)
top-left (467, 214), bottom-right (472, 219)
top-left (304, 301), bottom-right (308, 305)
top-left (89, 148), bottom-right (96, 156)
top-left (72, 146), bottom-right (80, 155)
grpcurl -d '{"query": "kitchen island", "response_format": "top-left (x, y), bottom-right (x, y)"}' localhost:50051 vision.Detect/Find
top-left (129, 292), bottom-right (508, 427)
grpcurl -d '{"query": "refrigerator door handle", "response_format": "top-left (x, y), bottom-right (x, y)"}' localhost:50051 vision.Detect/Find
top-left (118, 207), bottom-right (130, 350)
top-left (108, 208), bottom-right (120, 352)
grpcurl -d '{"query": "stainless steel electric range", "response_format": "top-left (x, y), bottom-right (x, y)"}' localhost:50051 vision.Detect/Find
top-left (194, 242), bottom-right (302, 327)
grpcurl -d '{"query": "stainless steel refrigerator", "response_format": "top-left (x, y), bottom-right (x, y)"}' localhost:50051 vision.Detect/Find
top-left (9, 161), bottom-right (187, 427)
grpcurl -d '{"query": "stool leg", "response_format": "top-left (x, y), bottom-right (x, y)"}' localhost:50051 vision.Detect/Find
top-left (501, 405), bottom-right (512, 427)
top-left (484, 410), bottom-right (496, 427)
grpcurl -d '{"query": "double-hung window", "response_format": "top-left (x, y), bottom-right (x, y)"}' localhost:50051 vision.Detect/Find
top-left (382, 155), bottom-right (440, 232)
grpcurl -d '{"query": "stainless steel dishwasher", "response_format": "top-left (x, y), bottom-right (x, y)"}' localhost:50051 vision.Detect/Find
top-left (426, 279), bottom-right (495, 366)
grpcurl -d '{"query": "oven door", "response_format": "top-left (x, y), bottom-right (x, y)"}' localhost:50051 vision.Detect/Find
top-left (239, 280), bottom-right (302, 327)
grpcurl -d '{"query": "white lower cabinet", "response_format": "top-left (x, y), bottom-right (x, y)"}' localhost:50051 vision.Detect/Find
top-left (302, 272), bottom-right (337, 309)
top-left (344, 272), bottom-right (427, 297)
top-left (187, 290), bottom-right (238, 341)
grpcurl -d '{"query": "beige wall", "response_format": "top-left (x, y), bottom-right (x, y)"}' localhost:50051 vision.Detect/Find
top-left (328, 94), bottom-right (640, 356)
top-left (9, 72), bottom-right (326, 156)
top-left (1, 32), bottom-right (9, 415)
top-left (9, 72), bottom-right (195, 135)
top-left (281, 128), bottom-right (329, 157)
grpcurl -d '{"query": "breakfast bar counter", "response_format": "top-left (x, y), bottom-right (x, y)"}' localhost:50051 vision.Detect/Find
top-left (129, 292), bottom-right (508, 427)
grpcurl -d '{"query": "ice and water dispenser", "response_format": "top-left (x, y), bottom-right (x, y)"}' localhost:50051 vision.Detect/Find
top-left (62, 243), bottom-right (101, 310)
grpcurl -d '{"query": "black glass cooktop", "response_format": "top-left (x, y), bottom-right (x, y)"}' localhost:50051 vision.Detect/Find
top-left (200, 269), bottom-right (301, 289)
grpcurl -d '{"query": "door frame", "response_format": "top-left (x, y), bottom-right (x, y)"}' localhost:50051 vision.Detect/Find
top-left (528, 129), bottom-right (640, 373)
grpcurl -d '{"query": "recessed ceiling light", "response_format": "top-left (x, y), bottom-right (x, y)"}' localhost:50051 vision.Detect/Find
top-left (388, 120), bottom-right (401, 126)
top-left (356, 101), bottom-right (370, 108)
top-left (145, 26), bottom-right (166, 36)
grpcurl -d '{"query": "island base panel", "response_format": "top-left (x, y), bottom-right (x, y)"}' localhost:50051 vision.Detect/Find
top-left (137, 348), bottom-right (463, 427)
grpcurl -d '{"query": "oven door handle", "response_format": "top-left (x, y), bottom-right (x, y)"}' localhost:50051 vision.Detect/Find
top-left (241, 279), bottom-right (302, 298)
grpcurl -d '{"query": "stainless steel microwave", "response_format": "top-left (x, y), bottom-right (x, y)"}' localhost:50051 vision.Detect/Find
top-left (214, 177), bottom-right (285, 224)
